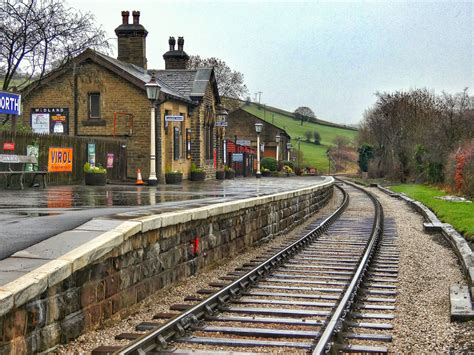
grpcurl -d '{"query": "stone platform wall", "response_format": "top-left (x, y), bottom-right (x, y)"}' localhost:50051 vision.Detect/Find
top-left (0, 180), bottom-right (334, 353)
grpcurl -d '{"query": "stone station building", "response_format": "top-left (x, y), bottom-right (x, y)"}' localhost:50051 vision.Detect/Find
top-left (21, 11), bottom-right (222, 181)
top-left (227, 108), bottom-right (291, 161)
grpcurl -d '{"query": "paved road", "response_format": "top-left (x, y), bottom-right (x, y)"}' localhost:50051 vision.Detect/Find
top-left (0, 177), bottom-right (327, 260)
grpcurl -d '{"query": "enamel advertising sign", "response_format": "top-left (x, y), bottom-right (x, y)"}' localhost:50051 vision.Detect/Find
top-left (48, 147), bottom-right (73, 172)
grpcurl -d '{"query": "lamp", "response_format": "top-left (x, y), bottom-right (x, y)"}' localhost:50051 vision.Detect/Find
top-left (255, 122), bottom-right (263, 178)
top-left (145, 73), bottom-right (161, 186)
top-left (216, 106), bottom-right (228, 123)
top-left (275, 134), bottom-right (281, 161)
top-left (286, 142), bottom-right (292, 160)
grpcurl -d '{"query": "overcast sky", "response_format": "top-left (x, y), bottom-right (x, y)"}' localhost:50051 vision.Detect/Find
top-left (68, 0), bottom-right (473, 124)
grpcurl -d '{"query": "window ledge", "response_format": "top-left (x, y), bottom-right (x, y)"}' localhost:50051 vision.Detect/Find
top-left (82, 119), bottom-right (106, 127)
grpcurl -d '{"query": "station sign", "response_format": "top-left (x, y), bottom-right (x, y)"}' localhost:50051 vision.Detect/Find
top-left (215, 121), bottom-right (228, 127)
top-left (48, 147), bottom-right (73, 172)
top-left (165, 115), bottom-right (184, 122)
top-left (0, 91), bottom-right (21, 115)
top-left (236, 140), bottom-right (251, 146)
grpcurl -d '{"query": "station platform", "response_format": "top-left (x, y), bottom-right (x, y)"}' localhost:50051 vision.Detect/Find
top-left (0, 176), bottom-right (331, 286)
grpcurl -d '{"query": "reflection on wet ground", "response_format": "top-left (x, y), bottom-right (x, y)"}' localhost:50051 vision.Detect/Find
top-left (0, 177), bottom-right (326, 210)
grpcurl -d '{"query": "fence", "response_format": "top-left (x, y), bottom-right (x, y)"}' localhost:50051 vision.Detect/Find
top-left (0, 131), bottom-right (127, 185)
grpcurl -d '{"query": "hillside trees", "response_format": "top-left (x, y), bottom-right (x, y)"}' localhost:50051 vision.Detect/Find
top-left (359, 88), bottom-right (473, 186)
top-left (0, 0), bottom-right (109, 91)
top-left (313, 131), bottom-right (321, 145)
top-left (294, 106), bottom-right (315, 126)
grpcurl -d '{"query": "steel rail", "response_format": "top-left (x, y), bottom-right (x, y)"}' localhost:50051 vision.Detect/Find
top-left (312, 179), bottom-right (384, 354)
top-left (116, 183), bottom-right (348, 355)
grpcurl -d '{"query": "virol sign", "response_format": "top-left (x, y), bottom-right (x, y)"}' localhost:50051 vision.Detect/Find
top-left (48, 147), bottom-right (73, 172)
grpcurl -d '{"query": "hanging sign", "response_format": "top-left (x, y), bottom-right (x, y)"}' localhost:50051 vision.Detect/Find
top-left (87, 143), bottom-right (96, 167)
top-left (232, 153), bottom-right (244, 162)
top-left (236, 140), bottom-right (251, 146)
top-left (215, 121), bottom-right (228, 127)
top-left (165, 115), bottom-right (184, 122)
top-left (106, 153), bottom-right (114, 168)
top-left (3, 142), bottom-right (15, 151)
top-left (48, 147), bottom-right (73, 172)
top-left (0, 92), bottom-right (21, 115)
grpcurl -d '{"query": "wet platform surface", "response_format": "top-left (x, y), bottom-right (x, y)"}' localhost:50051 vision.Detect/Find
top-left (0, 177), bottom-right (328, 262)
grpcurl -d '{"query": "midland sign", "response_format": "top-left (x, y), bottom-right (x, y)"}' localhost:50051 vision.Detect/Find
top-left (0, 91), bottom-right (21, 115)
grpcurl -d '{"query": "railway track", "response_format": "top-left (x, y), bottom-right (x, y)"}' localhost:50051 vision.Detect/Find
top-left (93, 181), bottom-right (399, 354)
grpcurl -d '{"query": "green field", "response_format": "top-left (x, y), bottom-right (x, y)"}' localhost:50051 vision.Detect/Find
top-left (389, 184), bottom-right (474, 240)
top-left (242, 103), bottom-right (357, 170)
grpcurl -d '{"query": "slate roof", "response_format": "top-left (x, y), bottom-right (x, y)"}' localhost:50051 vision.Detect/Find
top-left (22, 49), bottom-right (219, 105)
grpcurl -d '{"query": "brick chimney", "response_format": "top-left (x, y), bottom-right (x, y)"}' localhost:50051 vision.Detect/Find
top-left (115, 10), bottom-right (148, 69)
top-left (163, 36), bottom-right (189, 70)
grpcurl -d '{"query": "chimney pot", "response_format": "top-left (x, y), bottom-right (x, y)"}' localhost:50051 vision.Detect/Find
top-left (177, 36), bottom-right (184, 51)
top-left (121, 11), bottom-right (129, 25)
top-left (169, 36), bottom-right (176, 51)
top-left (132, 11), bottom-right (140, 25)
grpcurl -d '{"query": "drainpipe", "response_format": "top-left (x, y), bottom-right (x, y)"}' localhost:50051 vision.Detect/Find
top-left (73, 62), bottom-right (78, 136)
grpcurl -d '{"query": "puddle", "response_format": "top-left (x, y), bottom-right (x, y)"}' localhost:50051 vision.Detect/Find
top-left (8, 211), bottom-right (62, 217)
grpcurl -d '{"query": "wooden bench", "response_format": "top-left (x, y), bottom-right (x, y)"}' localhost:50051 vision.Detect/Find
top-left (0, 154), bottom-right (48, 189)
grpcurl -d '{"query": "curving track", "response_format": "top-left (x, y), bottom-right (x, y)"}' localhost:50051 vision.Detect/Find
top-left (93, 181), bottom-right (399, 355)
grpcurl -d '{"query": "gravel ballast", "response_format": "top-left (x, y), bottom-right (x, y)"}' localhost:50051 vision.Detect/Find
top-left (370, 187), bottom-right (474, 353)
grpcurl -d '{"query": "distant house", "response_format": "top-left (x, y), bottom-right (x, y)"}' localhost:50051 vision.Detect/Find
top-left (21, 11), bottom-right (222, 181)
top-left (227, 108), bottom-right (291, 161)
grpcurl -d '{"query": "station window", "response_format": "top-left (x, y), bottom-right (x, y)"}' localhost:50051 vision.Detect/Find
top-left (89, 93), bottom-right (100, 119)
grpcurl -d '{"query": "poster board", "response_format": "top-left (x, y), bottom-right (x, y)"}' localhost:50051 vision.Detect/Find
top-left (31, 108), bottom-right (69, 135)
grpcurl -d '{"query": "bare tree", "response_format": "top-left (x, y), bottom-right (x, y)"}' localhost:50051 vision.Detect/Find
top-left (187, 55), bottom-right (249, 101)
top-left (294, 106), bottom-right (315, 126)
top-left (0, 0), bottom-right (109, 91)
top-left (359, 88), bottom-right (473, 183)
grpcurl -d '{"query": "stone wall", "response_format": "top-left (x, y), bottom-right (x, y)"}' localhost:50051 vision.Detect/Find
top-left (0, 180), bottom-right (333, 354)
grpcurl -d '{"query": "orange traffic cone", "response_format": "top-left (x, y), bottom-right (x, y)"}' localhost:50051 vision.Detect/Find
top-left (136, 168), bottom-right (145, 185)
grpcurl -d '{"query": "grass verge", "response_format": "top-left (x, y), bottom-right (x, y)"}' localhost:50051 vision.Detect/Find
top-left (389, 184), bottom-right (474, 240)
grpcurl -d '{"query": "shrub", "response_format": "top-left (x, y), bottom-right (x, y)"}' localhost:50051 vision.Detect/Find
top-left (279, 160), bottom-right (295, 171)
top-left (261, 157), bottom-right (277, 171)
top-left (427, 162), bottom-right (444, 183)
top-left (83, 162), bottom-right (106, 174)
top-left (357, 144), bottom-right (374, 173)
top-left (191, 163), bottom-right (204, 173)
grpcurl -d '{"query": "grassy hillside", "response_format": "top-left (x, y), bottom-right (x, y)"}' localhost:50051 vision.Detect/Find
top-left (242, 103), bottom-right (358, 171)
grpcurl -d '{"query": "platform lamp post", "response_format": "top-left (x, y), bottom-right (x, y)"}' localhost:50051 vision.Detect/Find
top-left (255, 122), bottom-right (263, 178)
top-left (216, 106), bottom-right (228, 166)
top-left (286, 142), bottom-right (292, 161)
top-left (275, 134), bottom-right (281, 161)
top-left (145, 73), bottom-right (161, 186)
top-left (297, 136), bottom-right (301, 169)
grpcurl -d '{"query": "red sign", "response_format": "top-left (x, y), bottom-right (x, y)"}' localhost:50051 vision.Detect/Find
top-left (3, 142), bottom-right (15, 151)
